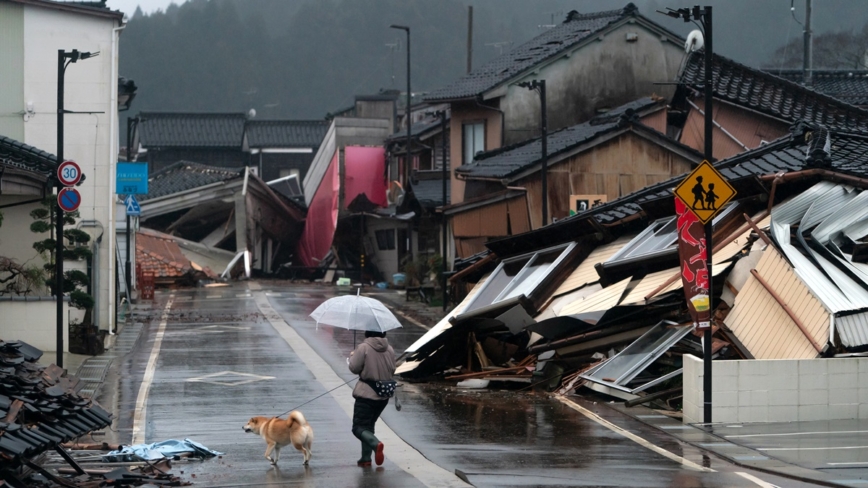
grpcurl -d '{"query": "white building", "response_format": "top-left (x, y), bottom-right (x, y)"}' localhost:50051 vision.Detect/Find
top-left (0, 0), bottom-right (126, 350)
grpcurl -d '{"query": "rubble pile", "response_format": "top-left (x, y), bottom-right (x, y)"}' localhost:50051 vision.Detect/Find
top-left (397, 128), bottom-right (868, 412)
top-left (0, 340), bottom-right (190, 487)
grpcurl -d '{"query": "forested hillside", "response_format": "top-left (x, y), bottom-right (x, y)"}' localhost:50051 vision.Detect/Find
top-left (119, 0), bottom-right (868, 140)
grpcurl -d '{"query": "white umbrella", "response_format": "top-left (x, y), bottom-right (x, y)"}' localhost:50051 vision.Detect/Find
top-left (309, 291), bottom-right (403, 333)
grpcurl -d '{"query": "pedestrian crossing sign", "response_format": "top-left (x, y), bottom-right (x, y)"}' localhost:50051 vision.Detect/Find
top-left (673, 160), bottom-right (736, 224)
top-left (125, 194), bottom-right (141, 216)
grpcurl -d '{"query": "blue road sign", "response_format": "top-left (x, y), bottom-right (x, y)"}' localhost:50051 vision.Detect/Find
top-left (58, 188), bottom-right (82, 212)
top-left (125, 194), bottom-right (141, 216)
top-left (117, 163), bottom-right (149, 195)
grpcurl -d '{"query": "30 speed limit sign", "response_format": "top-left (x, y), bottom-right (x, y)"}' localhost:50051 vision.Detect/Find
top-left (57, 160), bottom-right (82, 187)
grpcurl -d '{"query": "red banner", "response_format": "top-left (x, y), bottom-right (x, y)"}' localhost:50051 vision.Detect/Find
top-left (676, 198), bottom-right (711, 330)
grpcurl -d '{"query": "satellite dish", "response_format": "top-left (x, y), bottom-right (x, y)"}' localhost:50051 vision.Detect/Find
top-left (685, 30), bottom-right (704, 53)
top-left (388, 181), bottom-right (405, 206)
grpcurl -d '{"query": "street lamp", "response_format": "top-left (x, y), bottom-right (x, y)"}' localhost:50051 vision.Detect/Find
top-left (390, 25), bottom-right (410, 186)
top-left (660, 5), bottom-right (713, 424)
top-left (517, 79), bottom-right (548, 227)
top-left (56, 48), bottom-right (98, 368)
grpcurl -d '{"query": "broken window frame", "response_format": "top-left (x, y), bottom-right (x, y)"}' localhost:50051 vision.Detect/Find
top-left (464, 242), bottom-right (577, 313)
top-left (580, 320), bottom-right (692, 393)
top-left (606, 204), bottom-right (739, 266)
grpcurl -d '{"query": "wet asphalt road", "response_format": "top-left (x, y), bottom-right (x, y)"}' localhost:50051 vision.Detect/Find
top-left (111, 282), bottom-right (823, 487)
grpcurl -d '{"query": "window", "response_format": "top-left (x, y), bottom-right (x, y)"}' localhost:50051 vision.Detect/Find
top-left (279, 168), bottom-right (300, 178)
top-left (465, 242), bottom-right (576, 313)
top-left (581, 321), bottom-right (692, 393)
top-left (605, 203), bottom-right (739, 266)
top-left (463, 122), bottom-right (485, 164)
top-left (375, 229), bottom-right (395, 250)
top-left (607, 217), bottom-right (678, 263)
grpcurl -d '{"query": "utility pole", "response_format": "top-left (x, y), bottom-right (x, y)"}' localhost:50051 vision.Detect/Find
top-left (702, 5), bottom-right (714, 425)
top-left (56, 50), bottom-right (66, 368)
top-left (437, 110), bottom-right (448, 311)
top-left (660, 5), bottom-right (714, 424)
top-left (803, 0), bottom-right (813, 86)
top-left (55, 48), bottom-right (97, 367)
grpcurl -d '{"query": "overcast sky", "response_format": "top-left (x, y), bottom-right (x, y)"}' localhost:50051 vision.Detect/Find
top-left (106, 0), bottom-right (188, 17)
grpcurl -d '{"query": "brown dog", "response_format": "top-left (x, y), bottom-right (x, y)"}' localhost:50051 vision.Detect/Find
top-left (243, 411), bottom-right (314, 465)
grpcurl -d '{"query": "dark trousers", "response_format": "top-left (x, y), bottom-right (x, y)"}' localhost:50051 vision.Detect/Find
top-left (352, 397), bottom-right (388, 439)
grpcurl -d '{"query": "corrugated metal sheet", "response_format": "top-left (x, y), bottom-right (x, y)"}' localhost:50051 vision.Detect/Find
top-left (771, 182), bottom-right (864, 312)
top-left (835, 312), bottom-right (868, 348)
top-left (771, 180), bottom-right (838, 233)
top-left (812, 191), bottom-right (868, 244)
top-left (620, 262), bottom-right (730, 305)
top-left (402, 274), bottom-right (488, 356)
top-left (537, 283), bottom-right (604, 320)
top-left (724, 250), bottom-right (828, 359)
top-left (551, 235), bottom-right (633, 297)
top-left (621, 268), bottom-right (679, 305)
top-left (800, 185), bottom-right (857, 230)
top-left (715, 214), bottom-right (771, 264)
top-left (558, 277), bottom-right (631, 316)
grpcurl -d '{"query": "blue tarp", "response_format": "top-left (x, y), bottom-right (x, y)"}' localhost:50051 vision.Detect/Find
top-left (102, 438), bottom-right (223, 462)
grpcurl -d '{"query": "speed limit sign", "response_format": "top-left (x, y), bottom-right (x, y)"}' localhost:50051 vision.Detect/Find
top-left (57, 160), bottom-right (82, 187)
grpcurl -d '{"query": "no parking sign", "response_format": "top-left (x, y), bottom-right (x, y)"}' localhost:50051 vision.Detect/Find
top-left (58, 187), bottom-right (82, 213)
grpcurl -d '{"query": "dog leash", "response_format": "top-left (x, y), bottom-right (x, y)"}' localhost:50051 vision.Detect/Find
top-left (276, 377), bottom-right (359, 418)
top-left (275, 376), bottom-right (403, 417)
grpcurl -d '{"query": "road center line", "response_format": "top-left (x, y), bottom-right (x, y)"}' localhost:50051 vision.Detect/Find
top-left (555, 396), bottom-right (715, 473)
top-left (252, 291), bottom-right (468, 488)
top-left (131, 295), bottom-right (174, 445)
top-left (735, 471), bottom-right (781, 488)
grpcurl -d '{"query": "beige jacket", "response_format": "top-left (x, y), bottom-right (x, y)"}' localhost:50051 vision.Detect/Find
top-left (348, 337), bottom-right (396, 400)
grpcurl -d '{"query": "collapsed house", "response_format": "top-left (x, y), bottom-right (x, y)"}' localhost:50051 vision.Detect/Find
top-left (136, 161), bottom-right (306, 279)
top-left (397, 123), bottom-right (868, 407)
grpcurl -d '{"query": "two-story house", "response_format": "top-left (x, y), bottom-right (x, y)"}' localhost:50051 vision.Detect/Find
top-left (0, 0), bottom-right (126, 349)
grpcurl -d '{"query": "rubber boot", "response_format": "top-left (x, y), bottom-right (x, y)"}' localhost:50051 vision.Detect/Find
top-left (360, 431), bottom-right (384, 466)
top-left (357, 442), bottom-right (372, 467)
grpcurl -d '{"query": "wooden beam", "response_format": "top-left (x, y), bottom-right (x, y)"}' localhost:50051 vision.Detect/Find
top-left (750, 269), bottom-right (823, 353)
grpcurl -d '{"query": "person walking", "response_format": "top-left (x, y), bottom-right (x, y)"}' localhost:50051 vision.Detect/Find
top-left (348, 330), bottom-right (396, 467)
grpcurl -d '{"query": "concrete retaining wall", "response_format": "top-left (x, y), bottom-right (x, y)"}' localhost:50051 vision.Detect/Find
top-left (683, 354), bottom-right (868, 424)
top-left (0, 298), bottom-right (70, 353)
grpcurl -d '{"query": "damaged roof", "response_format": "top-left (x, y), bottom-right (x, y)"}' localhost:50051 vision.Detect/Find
top-left (245, 120), bottom-right (330, 148)
top-left (140, 161), bottom-right (242, 201)
top-left (765, 69), bottom-right (868, 107)
top-left (426, 4), bottom-right (652, 101)
top-left (0, 340), bottom-right (111, 466)
top-left (456, 98), bottom-right (682, 179)
top-left (680, 52), bottom-right (868, 132)
top-left (136, 230), bottom-right (193, 279)
top-left (137, 112), bottom-right (247, 148)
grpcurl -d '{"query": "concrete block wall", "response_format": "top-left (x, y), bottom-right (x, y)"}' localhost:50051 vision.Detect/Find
top-left (683, 354), bottom-right (868, 424)
top-left (1, 298), bottom-right (70, 353)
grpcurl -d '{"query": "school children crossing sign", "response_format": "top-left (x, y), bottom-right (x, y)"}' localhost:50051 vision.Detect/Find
top-left (673, 160), bottom-right (736, 224)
